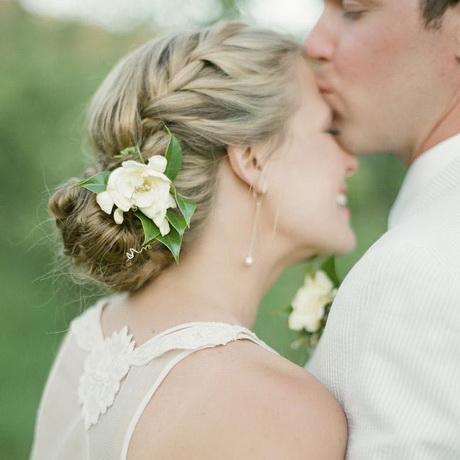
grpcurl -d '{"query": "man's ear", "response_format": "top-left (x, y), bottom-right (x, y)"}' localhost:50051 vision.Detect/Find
top-left (226, 145), bottom-right (268, 194)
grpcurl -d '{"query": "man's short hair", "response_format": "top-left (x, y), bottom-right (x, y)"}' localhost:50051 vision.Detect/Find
top-left (421, 0), bottom-right (460, 27)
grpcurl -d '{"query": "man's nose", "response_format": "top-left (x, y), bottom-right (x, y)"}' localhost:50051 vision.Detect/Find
top-left (302, 14), bottom-right (335, 63)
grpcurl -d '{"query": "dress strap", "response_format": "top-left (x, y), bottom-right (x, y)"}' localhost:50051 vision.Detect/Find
top-left (130, 322), bottom-right (279, 366)
top-left (71, 295), bottom-right (278, 362)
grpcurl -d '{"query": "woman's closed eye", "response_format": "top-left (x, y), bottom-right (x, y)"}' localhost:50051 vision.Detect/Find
top-left (326, 128), bottom-right (341, 136)
top-left (343, 10), bottom-right (365, 20)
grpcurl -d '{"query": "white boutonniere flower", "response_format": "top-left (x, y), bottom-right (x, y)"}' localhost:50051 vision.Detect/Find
top-left (288, 270), bottom-right (336, 333)
top-left (286, 258), bottom-right (339, 355)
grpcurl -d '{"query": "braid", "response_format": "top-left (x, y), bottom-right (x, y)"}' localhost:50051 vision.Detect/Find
top-left (50, 22), bottom-right (300, 293)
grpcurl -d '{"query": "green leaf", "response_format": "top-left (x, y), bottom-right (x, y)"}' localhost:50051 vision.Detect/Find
top-left (73, 171), bottom-right (110, 193)
top-left (115, 146), bottom-right (144, 163)
top-left (176, 194), bottom-right (196, 227)
top-left (171, 188), bottom-right (196, 227)
top-left (164, 133), bottom-right (182, 182)
top-left (134, 211), bottom-right (160, 245)
top-left (320, 256), bottom-right (340, 286)
top-left (166, 209), bottom-right (187, 237)
top-left (157, 226), bottom-right (182, 263)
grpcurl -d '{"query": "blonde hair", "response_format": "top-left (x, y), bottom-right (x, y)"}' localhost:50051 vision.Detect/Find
top-left (49, 22), bottom-right (301, 293)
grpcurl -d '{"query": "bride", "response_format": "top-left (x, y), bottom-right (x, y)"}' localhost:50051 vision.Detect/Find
top-left (31, 22), bottom-right (357, 459)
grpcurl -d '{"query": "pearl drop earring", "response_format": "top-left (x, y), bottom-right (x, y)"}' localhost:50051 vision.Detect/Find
top-left (244, 191), bottom-right (263, 267)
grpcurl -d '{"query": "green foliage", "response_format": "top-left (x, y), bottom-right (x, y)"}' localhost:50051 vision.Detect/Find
top-left (134, 211), bottom-right (161, 245)
top-left (164, 131), bottom-right (183, 181)
top-left (115, 145), bottom-right (144, 163)
top-left (171, 186), bottom-right (196, 227)
top-left (166, 208), bottom-right (187, 236)
top-left (74, 171), bottom-right (109, 193)
top-left (320, 256), bottom-right (340, 286)
top-left (157, 226), bottom-right (183, 263)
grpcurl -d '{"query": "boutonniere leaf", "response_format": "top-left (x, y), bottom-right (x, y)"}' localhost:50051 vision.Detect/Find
top-left (319, 256), bottom-right (340, 286)
top-left (74, 171), bottom-right (110, 193)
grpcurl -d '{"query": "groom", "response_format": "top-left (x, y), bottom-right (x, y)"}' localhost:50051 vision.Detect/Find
top-left (304, 0), bottom-right (460, 458)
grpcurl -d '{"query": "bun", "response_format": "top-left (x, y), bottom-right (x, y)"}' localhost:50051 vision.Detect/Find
top-left (48, 177), bottom-right (172, 292)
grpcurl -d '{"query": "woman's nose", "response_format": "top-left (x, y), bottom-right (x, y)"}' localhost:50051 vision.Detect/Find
top-left (345, 151), bottom-right (359, 177)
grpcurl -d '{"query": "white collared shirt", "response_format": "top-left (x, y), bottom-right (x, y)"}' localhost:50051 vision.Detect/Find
top-left (389, 133), bottom-right (460, 228)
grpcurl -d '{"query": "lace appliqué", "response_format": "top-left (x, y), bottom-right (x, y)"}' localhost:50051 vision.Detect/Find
top-left (78, 326), bottom-right (135, 430)
top-left (71, 299), bottom-right (277, 430)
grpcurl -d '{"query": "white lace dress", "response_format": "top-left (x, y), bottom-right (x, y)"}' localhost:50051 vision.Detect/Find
top-left (30, 295), bottom-right (278, 459)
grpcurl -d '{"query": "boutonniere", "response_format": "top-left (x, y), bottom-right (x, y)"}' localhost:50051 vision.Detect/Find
top-left (73, 130), bottom-right (196, 263)
top-left (286, 257), bottom-right (340, 357)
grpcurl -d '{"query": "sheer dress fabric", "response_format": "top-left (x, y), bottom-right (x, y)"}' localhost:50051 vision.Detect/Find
top-left (31, 295), bottom-right (278, 459)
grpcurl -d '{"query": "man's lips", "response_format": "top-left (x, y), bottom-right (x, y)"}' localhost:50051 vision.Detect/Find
top-left (315, 74), bottom-right (335, 96)
top-left (318, 84), bottom-right (335, 97)
top-left (318, 85), bottom-right (334, 95)
top-left (317, 82), bottom-right (341, 111)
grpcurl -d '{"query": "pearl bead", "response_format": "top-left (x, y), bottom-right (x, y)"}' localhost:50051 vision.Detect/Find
top-left (245, 256), bottom-right (254, 266)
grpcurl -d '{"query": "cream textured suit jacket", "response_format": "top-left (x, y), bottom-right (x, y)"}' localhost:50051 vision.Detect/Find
top-left (308, 134), bottom-right (460, 459)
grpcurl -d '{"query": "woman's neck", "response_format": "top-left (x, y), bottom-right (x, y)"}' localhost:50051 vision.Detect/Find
top-left (126, 231), bottom-right (297, 330)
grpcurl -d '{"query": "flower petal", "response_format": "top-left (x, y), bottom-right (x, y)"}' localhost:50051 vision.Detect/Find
top-left (157, 218), bottom-right (171, 236)
top-left (121, 160), bottom-right (147, 170)
top-left (168, 194), bottom-right (177, 208)
top-left (96, 191), bottom-right (114, 214)
top-left (133, 191), bottom-right (155, 208)
top-left (113, 193), bottom-right (133, 212)
top-left (142, 169), bottom-right (171, 183)
top-left (147, 155), bottom-right (167, 173)
top-left (114, 208), bottom-right (124, 224)
top-left (288, 312), bottom-right (304, 331)
top-left (314, 270), bottom-right (334, 292)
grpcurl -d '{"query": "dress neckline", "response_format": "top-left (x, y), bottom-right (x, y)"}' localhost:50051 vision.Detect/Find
top-left (73, 295), bottom-right (278, 431)
top-left (95, 294), bottom-right (256, 352)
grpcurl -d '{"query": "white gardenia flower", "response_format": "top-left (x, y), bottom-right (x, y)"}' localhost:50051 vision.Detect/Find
top-left (96, 156), bottom-right (176, 235)
top-left (288, 270), bottom-right (335, 333)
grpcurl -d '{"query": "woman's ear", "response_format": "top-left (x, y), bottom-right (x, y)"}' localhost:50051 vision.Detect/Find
top-left (226, 145), bottom-right (268, 194)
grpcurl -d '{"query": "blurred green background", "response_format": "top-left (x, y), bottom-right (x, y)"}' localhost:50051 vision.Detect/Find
top-left (0, 1), bottom-right (405, 458)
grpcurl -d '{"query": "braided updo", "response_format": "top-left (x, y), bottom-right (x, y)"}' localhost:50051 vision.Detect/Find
top-left (48, 22), bottom-right (301, 293)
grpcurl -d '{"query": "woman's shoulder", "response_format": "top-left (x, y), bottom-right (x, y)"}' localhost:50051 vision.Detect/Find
top-left (202, 341), bottom-right (347, 458)
top-left (130, 338), bottom-right (347, 459)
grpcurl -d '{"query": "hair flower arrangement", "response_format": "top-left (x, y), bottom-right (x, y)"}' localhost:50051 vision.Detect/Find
top-left (284, 257), bottom-right (340, 358)
top-left (74, 130), bottom-right (196, 263)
